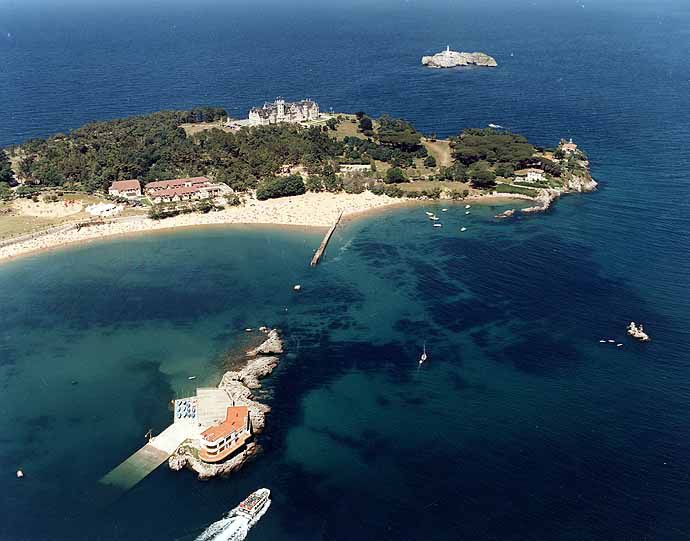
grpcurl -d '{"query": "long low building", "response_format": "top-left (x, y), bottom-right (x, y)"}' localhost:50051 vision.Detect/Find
top-left (144, 176), bottom-right (231, 203)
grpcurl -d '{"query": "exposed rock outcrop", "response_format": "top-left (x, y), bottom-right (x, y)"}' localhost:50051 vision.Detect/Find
top-left (520, 161), bottom-right (598, 214)
top-left (495, 209), bottom-right (516, 219)
top-left (169, 441), bottom-right (261, 480)
top-left (246, 328), bottom-right (283, 356)
top-left (422, 48), bottom-right (497, 68)
top-left (167, 329), bottom-right (283, 479)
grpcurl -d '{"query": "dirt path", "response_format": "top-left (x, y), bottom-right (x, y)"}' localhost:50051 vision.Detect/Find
top-left (422, 138), bottom-right (453, 168)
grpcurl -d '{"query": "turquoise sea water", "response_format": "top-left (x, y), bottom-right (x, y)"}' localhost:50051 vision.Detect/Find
top-left (2, 0), bottom-right (690, 539)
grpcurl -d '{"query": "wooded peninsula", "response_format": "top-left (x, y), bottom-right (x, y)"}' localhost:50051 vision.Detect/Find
top-left (1, 107), bottom-right (593, 203)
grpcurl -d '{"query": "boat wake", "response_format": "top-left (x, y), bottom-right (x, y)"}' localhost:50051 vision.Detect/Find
top-left (195, 516), bottom-right (248, 541)
top-left (195, 489), bottom-right (271, 541)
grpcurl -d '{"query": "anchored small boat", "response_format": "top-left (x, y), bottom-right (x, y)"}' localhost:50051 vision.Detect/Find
top-left (433, 223), bottom-right (442, 228)
top-left (465, 204), bottom-right (471, 209)
top-left (460, 227), bottom-right (467, 232)
top-left (419, 343), bottom-right (428, 365)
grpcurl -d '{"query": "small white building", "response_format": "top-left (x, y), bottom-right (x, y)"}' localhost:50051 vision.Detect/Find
top-left (525, 169), bottom-right (545, 182)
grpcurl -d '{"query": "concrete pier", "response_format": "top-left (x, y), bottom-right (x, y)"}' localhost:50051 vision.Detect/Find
top-left (310, 211), bottom-right (343, 267)
top-left (99, 421), bottom-right (199, 492)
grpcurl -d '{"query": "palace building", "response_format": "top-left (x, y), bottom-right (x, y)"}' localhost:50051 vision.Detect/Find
top-left (248, 98), bottom-right (320, 126)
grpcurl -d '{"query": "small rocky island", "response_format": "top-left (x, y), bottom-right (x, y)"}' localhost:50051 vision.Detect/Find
top-left (422, 46), bottom-right (497, 68)
top-left (168, 328), bottom-right (284, 479)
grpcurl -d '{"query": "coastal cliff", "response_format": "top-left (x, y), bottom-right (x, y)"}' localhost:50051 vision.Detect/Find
top-left (516, 163), bottom-right (598, 214)
top-left (168, 329), bottom-right (283, 479)
top-left (422, 49), bottom-right (497, 68)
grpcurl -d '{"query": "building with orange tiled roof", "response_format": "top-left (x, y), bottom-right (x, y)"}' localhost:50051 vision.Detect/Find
top-left (198, 406), bottom-right (251, 463)
top-left (109, 179), bottom-right (142, 198)
top-left (144, 176), bottom-right (231, 203)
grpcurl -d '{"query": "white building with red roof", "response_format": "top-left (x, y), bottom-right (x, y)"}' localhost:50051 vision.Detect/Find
top-left (198, 406), bottom-right (251, 463)
top-left (144, 176), bottom-right (230, 203)
top-left (108, 179), bottom-right (142, 198)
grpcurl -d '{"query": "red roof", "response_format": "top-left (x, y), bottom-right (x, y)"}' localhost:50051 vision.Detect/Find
top-left (153, 186), bottom-right (201, 198)
top-left (202, 406), bottom-right (249, 442)
top-left (110, 179), bottom-right (141, 192)
top-left (145, 177), bottom-right (209, 190)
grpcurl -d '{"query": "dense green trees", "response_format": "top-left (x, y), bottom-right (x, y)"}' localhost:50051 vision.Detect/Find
top-left (451, 128), bottom-right (535, 166)
top-left (256, 175), bottom-right (306, 200)
top-left (321, 165), bottom-right (343, 192)
top-left (385, 167), bottom-right (407, 184)
top-left (10, 109), bottom-right (340, 194)
top-left (467, 161), bottom-right (497, 188)
top-left (0, 182), bottom-right (11, 200)
top-left (495, 162), bottom-right (515, 178)
top-left (377, 115), bottom-right (422, 152)
top-left (358, 116), bottom-right (373, 133)
top-left (0, 151), bottom-right (14, 185)
top-left (305, 175), bottom-right (324, 192)
top-left (8, 108), bottom-right (557, 202)
top-left (439, 162), bottom-right (467, 181)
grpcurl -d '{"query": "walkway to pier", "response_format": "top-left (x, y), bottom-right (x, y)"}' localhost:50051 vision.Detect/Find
top-left (99, 421), bottom-right (199, 492)
top-left (310, 211), bottom-right (343, 267)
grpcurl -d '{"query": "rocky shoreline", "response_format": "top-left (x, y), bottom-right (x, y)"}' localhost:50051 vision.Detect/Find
top-left (491, 164), bottom-right (598, 216)
top-left (168, 329), bottom-right (283, 479)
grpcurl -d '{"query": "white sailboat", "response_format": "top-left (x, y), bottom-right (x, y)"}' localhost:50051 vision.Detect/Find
top-left (419, 343), bottom-right (428, 365)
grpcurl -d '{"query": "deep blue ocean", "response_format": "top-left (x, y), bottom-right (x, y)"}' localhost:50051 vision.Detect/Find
top-left (2, 0), bottom-right (690, 539)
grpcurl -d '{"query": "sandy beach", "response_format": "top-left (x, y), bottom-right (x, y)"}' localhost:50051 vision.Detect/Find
top-left (0, 192), bottom-right (410, 263)
top-left (0, 190), bottom-right (537, 264)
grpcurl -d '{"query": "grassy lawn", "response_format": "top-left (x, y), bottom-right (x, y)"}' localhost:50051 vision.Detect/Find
top-left (495, 183), bottom-right (539, 197)
top-left (0, 209), bottom-right (56, 240)
top-left (180, 121), bottom-right (233, 136)
top-left (332, 115), bottom-right (361, 140)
